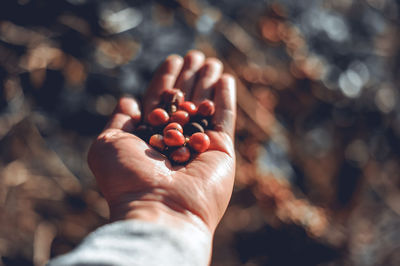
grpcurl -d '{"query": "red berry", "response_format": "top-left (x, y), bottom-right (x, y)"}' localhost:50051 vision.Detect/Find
top-left (161, 88), bottom-right (184, 104)
top-left (164, 129), bottom-right (185, 147)
top-left (170, 110), bottom-right (190, 126)
top-left (148, 108), bottom-right (169, 126)
top-left (179, 101), bottom-right (197, 116)
top-left (197, 100), bottom-right (215, 117)
top-left (169, 146), bottom-right (191, 163)
top-left (149, 134), bottom-right (165, 151)
top-left (188, 132), bottom-right (210, 153)
top-left (163, 122), bottom-right (183, 135)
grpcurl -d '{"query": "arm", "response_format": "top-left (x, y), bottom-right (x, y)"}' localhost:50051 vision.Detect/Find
top-left (48, 50), bottom-right (236, 266)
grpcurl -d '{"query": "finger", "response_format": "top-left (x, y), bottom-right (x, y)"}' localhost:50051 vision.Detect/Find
top-left (212, 74), bottom-right (237, 138)
top-left (143, 55), bottom-right (184, 118)
top-left (191, 57), bottom-right (223, 104)
top-left (105, 97), bottom-right (141, 132)
top-left (174, 50), bottom-right (205, 98)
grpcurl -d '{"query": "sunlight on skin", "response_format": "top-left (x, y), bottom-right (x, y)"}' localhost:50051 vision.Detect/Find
top-left (87, 50), bottom-right (237, 245)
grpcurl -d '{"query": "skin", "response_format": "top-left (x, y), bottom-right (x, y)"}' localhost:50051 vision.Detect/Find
top-left (87, 50), bottom-right (236, 262)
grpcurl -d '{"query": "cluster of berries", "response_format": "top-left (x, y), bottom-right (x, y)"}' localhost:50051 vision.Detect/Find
top-left (134, 88), bottom-right (215, 164)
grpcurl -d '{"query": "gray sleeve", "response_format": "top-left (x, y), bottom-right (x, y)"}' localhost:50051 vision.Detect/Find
top-left (47, 220), bottom-right (211, 266)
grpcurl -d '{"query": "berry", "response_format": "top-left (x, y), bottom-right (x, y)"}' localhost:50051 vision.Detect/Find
top-left (161, 88), bottom-right (184, 104)
top-left (183, 122), bottom-right (204, 136)
top-left (179, 101), bottom-right (197, 116)
top-left (134, 124), bottom-right (153, 142)
top-left (198, 118), bottom-right (209, 129)
top-left (163, 122), bottom-right (183, 135)
top-left (188, 132), bottom-right (210, 153)
top-left (164, 129), bottom-right (185, 147)
top-left (149, 134), bottom-right (165, 151)
top-left (165, 104), bottom-right (177, 114)
top-left (170, 110), bottom-right (190, 126)
top-left (169, 146), bottom-right (191, 163)
top-left (197, 100), bottom-right (215, 117)
top-left (148, 108), bottom-right (169, 126)
top-left (132, 89), bottom-right (217, 164)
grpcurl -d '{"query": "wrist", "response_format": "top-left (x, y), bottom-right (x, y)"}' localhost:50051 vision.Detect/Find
top-left (109, 196), bottom-right (213, 237)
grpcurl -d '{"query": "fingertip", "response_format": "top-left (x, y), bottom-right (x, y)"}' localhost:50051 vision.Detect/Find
top-left (219, 73), bottom-right (236, 88)
top-left (166, 54), bottom-right (183, 61)
top-left (187, 49), bottom-right (204, 55)
top-left (206, 57), bottom-right (223, 65)
top-left (105, 97), bottom-right (142, 131)
top-left (164, 54), bottom-right (184, 71)
top-left (105, 113), bottom-right (136, 132)
top-left (185, 50), bottom-right (205, 67)
top-left (201, 57), bottom-right (223, 77)
top-left (115, 97), bottom-right (141, 122)
top-left (156, 54), bottom-right (184, 77)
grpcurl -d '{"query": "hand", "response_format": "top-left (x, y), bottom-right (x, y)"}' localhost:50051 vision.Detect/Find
top-left (87, 51), bottom-right (236, 236)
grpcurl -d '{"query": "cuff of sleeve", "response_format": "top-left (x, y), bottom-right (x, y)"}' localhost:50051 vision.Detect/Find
top-left (48, 220), bottom-right (211, 266)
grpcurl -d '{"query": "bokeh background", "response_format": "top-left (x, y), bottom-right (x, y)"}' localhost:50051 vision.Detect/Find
top-left (1, 0), bottom-right (400, 265)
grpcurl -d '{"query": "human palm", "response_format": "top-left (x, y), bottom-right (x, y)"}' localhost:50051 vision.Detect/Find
top-left (88, 51), bottom-right (236, 233)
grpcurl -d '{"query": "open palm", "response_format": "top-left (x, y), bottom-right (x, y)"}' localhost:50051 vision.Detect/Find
top-left (88, 51), bottom-right (236, 233)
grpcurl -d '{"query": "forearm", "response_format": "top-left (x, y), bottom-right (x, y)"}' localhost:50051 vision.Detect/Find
top-left (48, 201), bottom-right (213, 266)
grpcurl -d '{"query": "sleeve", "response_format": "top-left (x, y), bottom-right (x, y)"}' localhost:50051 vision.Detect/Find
top-left (47, 220), bottom-right (211, 266)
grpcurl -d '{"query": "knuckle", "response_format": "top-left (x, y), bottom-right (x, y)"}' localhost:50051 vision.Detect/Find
top-left (97, 129), bottom-right (120, 143)
top-left (88, 130), bottom-right (120, 167)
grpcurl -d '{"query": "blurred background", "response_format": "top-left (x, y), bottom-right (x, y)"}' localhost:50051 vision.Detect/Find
top-left (1, 0), bottom-right (400, 265)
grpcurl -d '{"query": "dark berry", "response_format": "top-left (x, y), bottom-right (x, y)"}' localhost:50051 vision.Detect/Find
top-left (169, 146), bottom-right (191, 163)
top-left (134, 124), bottom-right (153, 142)
top-left (183, 122), bottom-right (204, 136)
top-left (199, 118), bottom-right (209, 128)
top-left (165, 104), bottom-right (177, 114)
